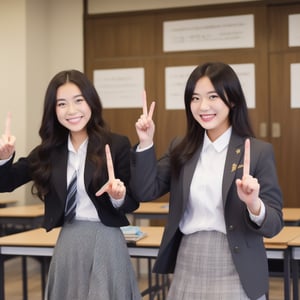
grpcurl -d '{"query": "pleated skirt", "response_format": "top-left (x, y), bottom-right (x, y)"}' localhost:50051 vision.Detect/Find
top-left (45, 220), bottom-right (141, 300)
top-left (167, 230), bottom-right (266, 300)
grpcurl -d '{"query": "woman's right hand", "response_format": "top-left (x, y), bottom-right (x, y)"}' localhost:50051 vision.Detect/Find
top-left (0, 113), bottom-right (16, 160)
top-left (135, 91), bottom-right (155, 149)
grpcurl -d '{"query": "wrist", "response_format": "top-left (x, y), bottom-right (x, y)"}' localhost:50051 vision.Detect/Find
top-left (138, 140), bottom-right (153, 150)
top-left (248, 199), bottom-right (262, 216)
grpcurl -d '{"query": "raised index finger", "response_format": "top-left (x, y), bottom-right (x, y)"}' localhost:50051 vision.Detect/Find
top-left (142, 90), bottom-right (148, 116)
top-left (105, 144), bottom-right (115, 181)
top-left (243, 138), bottom-right (250, 176)
top-left (5, 112), bottom-right (11, 137)
top-left (142, 90), bottom-right (155, 119)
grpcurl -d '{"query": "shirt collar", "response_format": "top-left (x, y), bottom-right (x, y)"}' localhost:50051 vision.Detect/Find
top-left (67, 135), bottom-right (88, 154)
top-left (203, 127), bottom-right (232, 153)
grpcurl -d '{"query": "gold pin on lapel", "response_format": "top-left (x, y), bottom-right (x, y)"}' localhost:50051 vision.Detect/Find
top-left (231, 163), bottom-right (244, 172)
top-left (231, 163), bottom-right (237, 172)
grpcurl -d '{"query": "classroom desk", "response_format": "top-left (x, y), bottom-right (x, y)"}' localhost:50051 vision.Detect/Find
top-left (0, 226), bottom-right (165, 300)
top-left (132, 202), bottom-right (169, 221)
top-left (264, 226), bottom-right (300, 300)
top-left (0, 204), bottom-right (44, 226)
top-left (283, 208), bottom-right (300, 226)
top-left (0, 204), bottom-right (44, 236)
top-left (289, 234), bottom-right (300, 300)
top-left (0, 225), bottom-right (297, 300)
top-left (0, 199), bottom-right (18, 208)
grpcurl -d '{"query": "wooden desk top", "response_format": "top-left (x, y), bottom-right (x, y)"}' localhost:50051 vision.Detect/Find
top-left (287, 230), bottom-right (300, 247)
top-left (0, 199), bottom-right (18, 206)
top-left (264, 226), bottom-right (300, 248)
top-left (0, 227), bottom-right (60, 247)
top-left (1, 224), bottom-right (297, 250)
top-left (0, 204), bottom-right (44, 218)
top-left (282, 208), bottom-right (300, 222)
top-left (137, 226), bottom-right (164, 247)
top-left (0, 226), bottom-right (164, 248)
top-left (134, 202), bottom-right (169, 215)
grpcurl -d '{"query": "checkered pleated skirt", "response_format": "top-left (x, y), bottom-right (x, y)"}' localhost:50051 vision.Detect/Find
top-left (167, 230), bottom-right (266, 300)
top-left (45, 220), bottom-right (141, 300)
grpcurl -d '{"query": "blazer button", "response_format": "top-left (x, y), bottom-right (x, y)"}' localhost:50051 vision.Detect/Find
top-left (228, 224), bottom-right (234, 231)
top-left (233, 246), bottom-right (240, 253)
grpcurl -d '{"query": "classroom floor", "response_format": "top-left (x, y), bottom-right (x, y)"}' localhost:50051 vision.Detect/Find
top-left (3, 256), bottom-right (296, 300)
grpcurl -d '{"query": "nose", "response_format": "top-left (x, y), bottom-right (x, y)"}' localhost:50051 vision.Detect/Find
top-left (199, 98), bottom-right (210, 111)
top-left (67, 102), bottom-right (76, 114)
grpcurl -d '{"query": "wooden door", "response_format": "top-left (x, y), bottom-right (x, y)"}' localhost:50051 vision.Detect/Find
top-left (269, 3), bottom-right (300, 207)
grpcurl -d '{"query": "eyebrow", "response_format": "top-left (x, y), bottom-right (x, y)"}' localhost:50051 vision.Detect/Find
top-left (56, 94), bottom-right (83, 101)
top-left (192, 90), bottom-right (217, 96)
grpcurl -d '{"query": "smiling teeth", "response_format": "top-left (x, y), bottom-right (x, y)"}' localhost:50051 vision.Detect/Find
top-left (68, 117), bottom-right (81, 123)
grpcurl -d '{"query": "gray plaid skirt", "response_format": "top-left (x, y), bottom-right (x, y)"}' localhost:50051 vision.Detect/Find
top-left (45, 220), bottom-right (141, 300)
top-left (167, 230), bottom-right (266, 300)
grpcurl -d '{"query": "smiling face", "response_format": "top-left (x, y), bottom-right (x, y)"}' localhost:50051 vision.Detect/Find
top-left (56, 82), bottom-right (92, 144)
top-left (190, 76), bottom-right (231, 142)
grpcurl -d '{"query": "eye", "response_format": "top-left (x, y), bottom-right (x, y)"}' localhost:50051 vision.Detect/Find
top-left (191, 95), bottom-right (200, 102)
top-left (208, 94), bottom-right (219, 100)
top-left (56, 101), bottom-right (66, 107)
top-left (75, 97), bottom-right (85, 103)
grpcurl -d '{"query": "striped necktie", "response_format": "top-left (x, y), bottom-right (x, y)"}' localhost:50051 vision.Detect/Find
top-left (64, 171), bottom-right (77, 223)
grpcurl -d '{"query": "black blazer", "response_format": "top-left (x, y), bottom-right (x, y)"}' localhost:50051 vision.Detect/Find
top-left (130, 131), bottom-right (283, 299)
top-left (0, 133), bottom-right (139, 231)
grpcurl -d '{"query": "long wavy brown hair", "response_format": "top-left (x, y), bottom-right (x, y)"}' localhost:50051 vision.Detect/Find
top-left (29, 70), bottom-right (110, 199)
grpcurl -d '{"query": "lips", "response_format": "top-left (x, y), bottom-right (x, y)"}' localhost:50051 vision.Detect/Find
top-left (67, 116), bottom-right (82, 124)
top-left (200, 114), bottom-right (215, 122)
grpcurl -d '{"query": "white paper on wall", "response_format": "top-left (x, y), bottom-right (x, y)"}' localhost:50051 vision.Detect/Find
top-left (288, 14), bottom-right (300, 47)
top-left (93, 68), bottom-right (145, 108)
top-left (163, 14), bottom-right (254, 52)
top-left (230, 63), bottom-right (256, 109)
top-left (291, 63), bottom-right (300, 108)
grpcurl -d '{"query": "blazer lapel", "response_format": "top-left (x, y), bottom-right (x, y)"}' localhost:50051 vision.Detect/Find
top-left (84, 157), bottom-right (95, 192)
top-left (51, 145), bottom-right (68, 203)
top-left (222, 133), bottom-right (245, 205)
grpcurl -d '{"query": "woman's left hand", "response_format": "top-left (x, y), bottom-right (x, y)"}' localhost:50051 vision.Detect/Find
top-left (0, 113), bottom-right (16, 160)
top-left (95, 144), bottom-right (126, 200)
top-left (236, 139), bottom-right (261, 215)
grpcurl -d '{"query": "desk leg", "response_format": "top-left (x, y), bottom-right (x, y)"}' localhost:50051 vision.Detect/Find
top-left (148, 258), bottom-right (153, 299)
top-left (283, 249), bottom-right (291, 300)
top-left (0, 254), bottom-right (5, 300)
top-left (22, 257), bottom-right (28, 300)
top-left (292, 259), bottom-right (299, 300)
top-left (41, 257), bottom-right (50, 298)
top-left (154, 273), bottom-right (160, 300)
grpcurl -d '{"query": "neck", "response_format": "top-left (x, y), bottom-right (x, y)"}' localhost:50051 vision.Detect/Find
top-left (70, 131), bottom-right (87, 151)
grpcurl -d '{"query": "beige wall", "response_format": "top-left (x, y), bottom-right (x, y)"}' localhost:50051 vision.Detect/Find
top-left (0, 0), bottom-right (27, 203)
top-left (0, 0), bottom-right (83, 204)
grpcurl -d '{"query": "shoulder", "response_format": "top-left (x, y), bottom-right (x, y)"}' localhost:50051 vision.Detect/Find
top-left (109, 132), bottom-right (130, 146)
top-left (108, 132), bottom-right (131, 157)
top-left (248, 137), bottom-right (273, 153)
top-left (230, 130), bottom-right (273, 153)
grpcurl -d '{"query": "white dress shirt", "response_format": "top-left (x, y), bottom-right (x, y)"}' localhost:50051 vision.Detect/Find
top-left (179, 127), bottom-right (265, 235)
top-left (67, 136), bottom-right (124, 221)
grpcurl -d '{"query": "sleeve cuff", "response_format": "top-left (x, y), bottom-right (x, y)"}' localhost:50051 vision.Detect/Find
top-left (248, 200), bottom-right (266, 226)
top-left (136, 143), bottom-right (153, 152)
